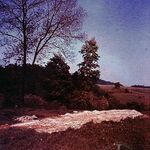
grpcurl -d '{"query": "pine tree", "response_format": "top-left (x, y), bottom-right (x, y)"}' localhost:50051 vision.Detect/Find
top-left (44, 54), bottom-right (72, 102)
top-left (45, 54), bottom-right (70, 80)
top-left (78, 38), bottom-right (100, 84)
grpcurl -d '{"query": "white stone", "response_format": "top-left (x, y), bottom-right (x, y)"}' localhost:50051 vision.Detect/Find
top-left (12, 110), bottom-right (143, 134)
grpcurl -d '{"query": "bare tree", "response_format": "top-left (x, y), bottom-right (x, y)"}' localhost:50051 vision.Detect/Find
top-left (0, 0), bottom-right (86, 64)
top-left (0, 0), bottom-right (85, 103)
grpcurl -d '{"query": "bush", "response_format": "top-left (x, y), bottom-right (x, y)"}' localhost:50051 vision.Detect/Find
top-left (68, 90), bottom-right (94, 110)
top-left (24, 94), bottom-right (47, 108)
top-left (0, 93), bottom-right (4, 108)
top-left (68, 90), bottom-right (109, 110)
top-left (43, 54), bottom-right (72, 103)
top-left (92, 85), bottom-right (110, 97)
top-left (114, 82), bottom-right (122, 89)
top-left (109, 98), bottom-right (146, 111)
top-left (124, 88), bottom-right (130, 93)
top-left (98, 96), bottom-right (109, 110)
top-left (108, 97), bottom-right (125, 110)
top-left (42, 79), bottom-right (72, 103)
top-left (126, 102), bottom-right (145, 111)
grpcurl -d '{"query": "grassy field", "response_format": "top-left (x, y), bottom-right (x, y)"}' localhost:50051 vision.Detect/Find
top-left (0, 85), bottom-right (149, 150)
top-left (99, 85), bottom-right (150, 110)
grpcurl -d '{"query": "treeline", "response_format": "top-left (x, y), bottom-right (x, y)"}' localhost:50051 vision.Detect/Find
top-left (131, 85), bottom-right (150, 89)
top-left (0, 55), bottom-right (104, 109)
top-left (0, 39), bottom-right (108, 109)
top-left (0, 54), bottom-right (72, 106)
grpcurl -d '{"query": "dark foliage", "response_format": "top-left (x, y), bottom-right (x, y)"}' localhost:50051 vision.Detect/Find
top-left (0, 54), bottom-right (72, 107)
top-left (109, 97), bottom-right (146, 111)
top-left (125, 88), bottom-right (130, 93)
top-left (114, 82), bottom-right (122, 89)
top-left (43, 54), bottom-right (72, 103)
top-left (78, 38), bottom-right (100, 90)
top-left (25, 64), bottom-right (44, 95)
top-left (96, 79), bottom-right (115, 85)
top-left (71, 71), bottom-right (93, 91)
top-left (131, 85), bottom-right (150, 88)
top-left (126, 102), bottom-right (145, 111)
top-left (91, 85), bottom-right (109, 98)
top-left (0, 64), bottom-right (22, 106)
top-left (0, 48), bottom-right (107, 110)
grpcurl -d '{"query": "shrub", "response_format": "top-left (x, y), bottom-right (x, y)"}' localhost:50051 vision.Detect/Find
top-left (126, 102), bottom-right (145, 111)
top-left (43, 54), bottom-right (72, 103)
top-left (108, 96), bottom-right (125, 109)
top-left (0, 93), bottom-right (4, 108)
top-left (67, 90), bottom-right (91, 110)
top-left (24, 94), bottom-right (47, 108)
top-left (114, 82), bottom-right (122, 89)
top-left (71, 72), bottom-right (93, 91)
top-left (42, 79), bottom-right (72, 103)
top-left (92, 85), bottom-right (110, 97)
top-left (98, 96), bottom-right (109, 110)
top-left (109, 99), bottom-right (146, 111)
top-left (68, 90), bottom-right (109, 110)
top-left (125, 88), bottom-right (130, 93)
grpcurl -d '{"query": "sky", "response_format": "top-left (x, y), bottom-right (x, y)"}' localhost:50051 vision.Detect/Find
top-left (70, 0), bottom-right (150, 86)
top-left (0, 0), bottom-right (150, 86)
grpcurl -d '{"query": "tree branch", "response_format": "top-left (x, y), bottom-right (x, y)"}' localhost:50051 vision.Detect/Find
top-left (0, 31), bottom-right (22, 42)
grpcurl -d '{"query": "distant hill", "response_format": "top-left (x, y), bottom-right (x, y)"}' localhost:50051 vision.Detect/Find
top-left (97, 79), bottom-right (115, 85)
top-left (131, 85), bottom-right (150, 89)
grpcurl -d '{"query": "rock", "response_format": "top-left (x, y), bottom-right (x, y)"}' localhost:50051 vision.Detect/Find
top-left (14, 115), bottom-right (38, 123)
top-left (12, 110), bottom-right (144, 134)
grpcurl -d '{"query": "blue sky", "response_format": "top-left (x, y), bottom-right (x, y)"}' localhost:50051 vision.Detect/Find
top-left (70, 0), bottom-right (150, 86)
top-left (0, 0), bottom-right (150, 86)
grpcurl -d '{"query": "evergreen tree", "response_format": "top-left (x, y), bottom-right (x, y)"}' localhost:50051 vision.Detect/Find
top-left (45, 54), bottom-right (70, 80)
top-left (78, 38), bottom-right (100, 86)
top-left (44, 54), bottom-right (72, 102)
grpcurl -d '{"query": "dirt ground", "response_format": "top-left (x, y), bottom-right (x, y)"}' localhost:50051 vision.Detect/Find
top-left (0, 108), bottom-right (149, 150)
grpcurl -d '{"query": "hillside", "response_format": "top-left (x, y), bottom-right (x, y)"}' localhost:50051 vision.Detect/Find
top-left (97, 79), bottom-right (115, 85)
top-left (99, 84), bottom-right (150, 111)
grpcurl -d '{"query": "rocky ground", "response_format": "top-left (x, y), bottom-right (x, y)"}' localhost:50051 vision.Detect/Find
top-left (0, 108), bottom-right (149, 150)
top-left (11, 110), bottom-right (144, 134)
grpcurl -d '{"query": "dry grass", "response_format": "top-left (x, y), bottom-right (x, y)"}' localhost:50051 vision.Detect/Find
top-left (99, 85), bottom-right (150, 110)
top-left (0, 117), bottom-right (149, 150)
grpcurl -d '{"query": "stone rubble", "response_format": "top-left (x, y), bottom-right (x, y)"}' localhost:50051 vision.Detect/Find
top-left (14, 115), bottom-right (38, 122)
top-left (12, 109), bottom-right (143, 134)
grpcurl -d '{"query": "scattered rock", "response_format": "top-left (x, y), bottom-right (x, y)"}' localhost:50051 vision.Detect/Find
top-left (14, 115), bottom-right (38, 123)
top-left (12, 110), bottom-right (144, 134)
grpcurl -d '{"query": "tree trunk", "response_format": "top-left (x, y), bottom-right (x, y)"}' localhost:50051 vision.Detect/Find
top-left (32, 52), bottom-right (37, 65)
top-left (21, 0), bottom-right (27, 105)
